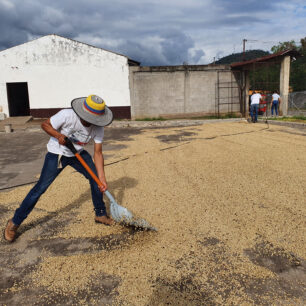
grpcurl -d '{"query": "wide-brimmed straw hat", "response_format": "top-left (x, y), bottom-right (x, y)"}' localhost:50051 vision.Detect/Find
top-left (71, 95), bottom-right (113, 126)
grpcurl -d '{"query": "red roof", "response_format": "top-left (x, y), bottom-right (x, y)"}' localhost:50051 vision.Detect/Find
top-left (231, 49), bottom-right (301, 69)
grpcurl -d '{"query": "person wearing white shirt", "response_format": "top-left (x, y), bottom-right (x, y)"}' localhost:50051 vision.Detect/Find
top-left (4, 95), bottom-right (115, 243)
top-left (271, 91), bottom-right (281, 116)
top-left (250, 91), bottom-right (263, 123)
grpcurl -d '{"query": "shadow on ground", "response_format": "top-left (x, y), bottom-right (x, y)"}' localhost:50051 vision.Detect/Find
top-left (0, 176), bottom-right (153, 305)
top-left (147, 237), bottom-right (306, 305)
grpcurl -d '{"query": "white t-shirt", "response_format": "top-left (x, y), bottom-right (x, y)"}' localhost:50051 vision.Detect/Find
top-left (272, 93), bottom-right (280, 101)
top-left (251, 93), bottom-right (262, 105)
top-left (47, 109), bottom-right (104, 157)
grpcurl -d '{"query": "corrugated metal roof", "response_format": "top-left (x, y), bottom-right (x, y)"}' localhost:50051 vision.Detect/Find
top-left (231, 49), bottom-right (301, 69)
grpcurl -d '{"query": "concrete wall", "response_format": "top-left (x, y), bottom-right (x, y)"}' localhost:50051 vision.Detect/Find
top-left (0, 35), bottom-right (131, 118)
top-left (129, 65), bottom-right (240, 119)
top-left (280, 56), bottom-right (290, 116)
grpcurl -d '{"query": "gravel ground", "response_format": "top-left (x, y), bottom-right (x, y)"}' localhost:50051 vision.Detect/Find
top-left (0, 121), bottom-right (305, 305)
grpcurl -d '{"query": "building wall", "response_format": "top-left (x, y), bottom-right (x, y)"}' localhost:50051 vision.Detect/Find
top-left (129, 65), bottom-right (240, 119)
top-left (0, 35), bottom-right (131, 118)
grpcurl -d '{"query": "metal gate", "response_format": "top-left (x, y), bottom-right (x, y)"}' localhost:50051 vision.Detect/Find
top-left (215, 71), bottom-right (242, 117)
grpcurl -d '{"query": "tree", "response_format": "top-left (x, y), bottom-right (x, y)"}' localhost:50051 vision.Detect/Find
top-left (300, 37), bottom-right (306, 51)
top-left (271, 40), bottom-right (297, 53)
top-left (290, 37), bottom-right (306, 91)
top-left (268, 38), bottom-right (306, 91)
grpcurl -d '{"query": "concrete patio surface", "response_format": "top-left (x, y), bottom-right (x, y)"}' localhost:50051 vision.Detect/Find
top-left (0, 120), bottom-right (305, 305)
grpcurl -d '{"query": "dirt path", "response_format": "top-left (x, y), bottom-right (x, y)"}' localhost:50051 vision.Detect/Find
top-left (0, 121), bottom-right (305, 305)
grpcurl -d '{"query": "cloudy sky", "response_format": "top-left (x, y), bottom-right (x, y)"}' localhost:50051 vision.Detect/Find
top-left (0, 0), bottom-right (305, 65)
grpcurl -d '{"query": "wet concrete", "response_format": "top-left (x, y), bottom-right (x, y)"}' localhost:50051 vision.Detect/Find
top-left (0, 131), bottom-right (49, 189)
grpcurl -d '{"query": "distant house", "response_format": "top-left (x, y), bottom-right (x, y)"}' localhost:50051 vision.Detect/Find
top-left (0, 34), bottom-right (139, 119)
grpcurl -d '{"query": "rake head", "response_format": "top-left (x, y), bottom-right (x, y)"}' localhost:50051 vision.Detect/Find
top-left (105, 190), bottom-right (157, 231)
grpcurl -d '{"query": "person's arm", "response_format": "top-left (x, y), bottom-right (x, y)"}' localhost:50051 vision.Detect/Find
top-left (41, 118), bottom-right (66, 145)
top-left (278, 96), bottom-right (281, 104)
top-left (93, 142), bottom-right (107, 192)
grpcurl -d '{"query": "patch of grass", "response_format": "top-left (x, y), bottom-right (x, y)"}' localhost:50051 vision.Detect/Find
top-left (220, 113), bottom-right (241, 119)
top-left (135, 117), bottom-right (167, 121)
top-left (135, 113), bottom-right (241, 121)
top-left (268, 116), bottom-right (306, 122)
top-left (192, 113), bottom-right (241, 120)
top-left (186, 115), bottom-right (218, 120)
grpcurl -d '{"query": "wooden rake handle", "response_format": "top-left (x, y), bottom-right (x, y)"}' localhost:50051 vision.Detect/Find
top-left (64, 137), bottom-right (106, 190)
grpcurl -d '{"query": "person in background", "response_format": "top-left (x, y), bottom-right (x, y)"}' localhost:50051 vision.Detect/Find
top-left (250, 91), bottom-right (263, 123)
top-left (4, 94), bottom-right (114, 243)
top-left (271, 90), bottom-right (281, 117)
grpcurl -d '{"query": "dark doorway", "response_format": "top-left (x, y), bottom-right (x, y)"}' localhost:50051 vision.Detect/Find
top-left (7, 82), bottom-right (30, 116)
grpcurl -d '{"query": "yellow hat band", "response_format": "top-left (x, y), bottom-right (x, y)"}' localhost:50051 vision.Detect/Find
top-left (84, 95), bottom-right (105, 115)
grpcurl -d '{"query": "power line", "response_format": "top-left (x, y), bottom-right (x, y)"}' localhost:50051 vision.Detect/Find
top-left (244, 38), bottom-right (301, 44)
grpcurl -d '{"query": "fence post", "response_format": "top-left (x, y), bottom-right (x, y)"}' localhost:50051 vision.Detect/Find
top-left (244, 71), bottom-right (250, 118)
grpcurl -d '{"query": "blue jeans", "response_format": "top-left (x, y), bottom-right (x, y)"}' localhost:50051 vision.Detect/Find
top-left (250, 104), bottom-right (259, 122)
top-left (12, 151), bottom-right (107, 226)
top-left (271, 101), bottom-right (279, 115)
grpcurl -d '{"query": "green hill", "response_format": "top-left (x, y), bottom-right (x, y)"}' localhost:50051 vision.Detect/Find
top-left (215, 50), bottom-right (270, 64)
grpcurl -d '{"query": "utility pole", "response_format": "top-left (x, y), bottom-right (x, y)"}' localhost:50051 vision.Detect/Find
top-left (243, 39), bottom-right (247, 61)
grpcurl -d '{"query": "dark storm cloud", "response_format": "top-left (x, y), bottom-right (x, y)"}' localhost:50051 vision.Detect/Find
top-left (119, 30), bottom-right (197, 66)
top-left (115, 30), bottom-right (205, 66)
top-left (115, 40), bottom-right (167, 66)
top-left (0, 0), bottom-right (304, 65)
top-left (160, 31), bottom-right (194, 63)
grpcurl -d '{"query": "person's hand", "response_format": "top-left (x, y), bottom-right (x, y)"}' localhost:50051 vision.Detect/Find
top-left (57, 134), bottom-right (66, 145)
top-left (98, 179), bottom-right (108, 193)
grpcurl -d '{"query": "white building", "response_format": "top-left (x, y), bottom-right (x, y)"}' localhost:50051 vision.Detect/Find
top-left (0, 34), bottom-right (139, 119)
